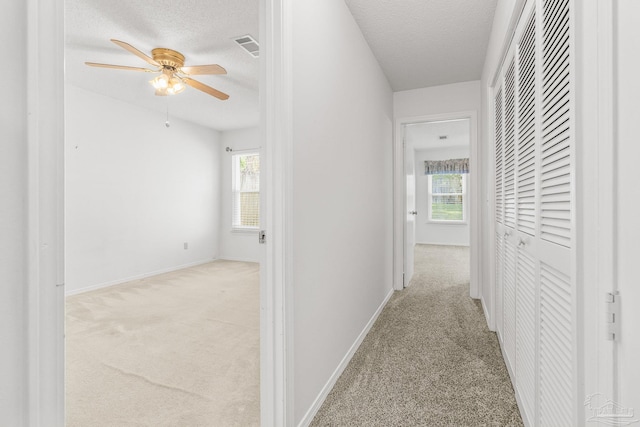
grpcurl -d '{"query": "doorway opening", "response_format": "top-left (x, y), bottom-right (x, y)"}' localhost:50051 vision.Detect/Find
top-left (394, 112), bottom-right (479, 300)
top-left (404, 119), bottom-right (471, 287)
top-left (63, 1), bottom-right (263, 425)
top-left (28, 0), bottom-right (291, 423)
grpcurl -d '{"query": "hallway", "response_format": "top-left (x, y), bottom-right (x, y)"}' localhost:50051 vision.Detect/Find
top-left (311, 245), bottom-right (522, 426)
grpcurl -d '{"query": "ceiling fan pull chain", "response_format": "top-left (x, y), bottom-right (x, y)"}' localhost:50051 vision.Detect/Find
top-left (165, 98), bottom-right (171, 128)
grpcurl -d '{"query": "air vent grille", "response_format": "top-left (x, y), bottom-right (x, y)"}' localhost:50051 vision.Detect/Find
top-left (234, 34), bottom-right (259, 58)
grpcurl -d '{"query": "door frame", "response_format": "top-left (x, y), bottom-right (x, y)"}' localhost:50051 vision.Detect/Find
top-left (260, 0), bottom-right (294, 425)
top-left (402, 132), bottom-right (416, 287)
top-left (574, 0), bottom-right (617, 413)
top-left (393, 111), bottom-right (480, 297)
top-left (29, 0), bottom-right (293, 425)
top-left (26, 0), bottom-right (65, 423)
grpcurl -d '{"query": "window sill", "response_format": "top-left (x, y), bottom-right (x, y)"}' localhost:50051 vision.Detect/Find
top-left (426, 220), bottom-right (468, 226)
top-left (231, 227), bottom-right (259, 234)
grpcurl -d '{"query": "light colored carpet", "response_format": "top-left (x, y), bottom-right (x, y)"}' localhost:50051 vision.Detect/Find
top-left (311, 244), bottom-right (523, 426)
top-left (65, 260), bottom-right (260, 427)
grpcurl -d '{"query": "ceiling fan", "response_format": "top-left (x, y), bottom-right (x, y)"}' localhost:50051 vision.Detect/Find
top-left (86, 39), bottom-right (229, 100)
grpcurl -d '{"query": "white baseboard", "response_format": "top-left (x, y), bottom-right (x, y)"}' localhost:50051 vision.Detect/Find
top-left (65, 258), bottom-right (217, 296)
top-left (297, 287), bottom-right (395, 427)
top-left (480, 296), bottom-right (495, 332)
top-left (415, 241), bottom-right (471, 247)
top-left (218, 255), bottom-right (260, 263)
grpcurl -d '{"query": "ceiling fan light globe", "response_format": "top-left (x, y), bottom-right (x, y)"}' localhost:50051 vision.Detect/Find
top-left (172, 81), bottom-right (186, 94)
top-left (89, 39), bottom-right (229, 100)
top-left (150, 74), bottom-right (169, 89)
top-left (158, 75), bottom-right (169, 88)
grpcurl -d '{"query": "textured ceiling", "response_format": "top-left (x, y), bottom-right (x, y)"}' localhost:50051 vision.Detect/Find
top-left (66, 1), bottom-right (497, 129)
top-left (65, 0), bottom-right (259, 131)
top-left (406, 119), bottom-right (470, 151)
top-left (344, 0), bottom-right (498, 91)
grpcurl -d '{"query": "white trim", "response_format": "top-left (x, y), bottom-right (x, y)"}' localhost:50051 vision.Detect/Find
top-left (64, 258), bottom-right (217, 296)
top-left (27, 0), bottom-right (65, 423)
top-left (393, 120), bottom-right (404, 290)
top-left (394, 111), bottom-right (480, 298)
top-left (574, 0), bottom-right (616, 415)
top-left (424, 221), bottom-right (469, 226)
top-left (415, 241), bottom-right (470, 247)
top-left (219, 256), bottom-right (260, 263)
top-left (231, 227), bottom-right (260, 234)
top-left (260, 0), bottom-right (294, 425)
top-left (296, 288), bottom-right (395, 427)
top-left (480, 296), bottom-right (495, 332)
top-left (489, 0), bottom-right (528, 88)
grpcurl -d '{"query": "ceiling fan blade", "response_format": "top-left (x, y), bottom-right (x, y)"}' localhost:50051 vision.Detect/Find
top-left (85, 62), bottom-right (155, 72)
top-left (183, 78), bottom-right (229, 100)
top-left (180, 64), bottom-right (227, 75)
top-left (110, 39), bottom-right (160, 67)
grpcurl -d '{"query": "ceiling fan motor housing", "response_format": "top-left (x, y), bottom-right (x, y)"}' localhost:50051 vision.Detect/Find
top-left (151, 48), bottom-right (185, 70)
top-left (85, 39), bottom-right (229, 100)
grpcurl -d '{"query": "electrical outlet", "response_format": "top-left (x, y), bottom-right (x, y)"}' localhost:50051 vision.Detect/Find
top-left (184, 242), bottom-right (188, 250)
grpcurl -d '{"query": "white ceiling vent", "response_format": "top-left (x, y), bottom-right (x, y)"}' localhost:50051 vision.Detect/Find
top-left (234, 35), bottom-right (259, 58)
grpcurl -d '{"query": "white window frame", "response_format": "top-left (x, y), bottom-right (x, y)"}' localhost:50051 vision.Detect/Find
top-left (232, 151), bottom-right (260, 232)
top-left (427, 173), bottom-right (468, 224)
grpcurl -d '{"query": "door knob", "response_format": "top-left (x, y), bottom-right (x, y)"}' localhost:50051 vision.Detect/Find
top-left (409, 211), bottom-right (418, 215)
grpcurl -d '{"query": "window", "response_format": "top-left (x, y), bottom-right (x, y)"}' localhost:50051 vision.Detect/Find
top-left (427, 173), bottom-right (467, 222)
top-left (232, 153), bottom-right (260, 229)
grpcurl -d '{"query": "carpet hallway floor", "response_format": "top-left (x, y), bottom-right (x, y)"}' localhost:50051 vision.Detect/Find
top-left (65, 260), bottom-right (260, 427)
top-left (311, 244), bottom-right (523, 426)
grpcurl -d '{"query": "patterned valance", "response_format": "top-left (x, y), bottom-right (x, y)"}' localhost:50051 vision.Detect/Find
top-left (424, 158), bottom-right (469, 175)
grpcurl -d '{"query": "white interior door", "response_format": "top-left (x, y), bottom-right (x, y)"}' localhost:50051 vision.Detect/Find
top-left (493, 0), bottom-right (578, 425)
top-left (404, 128), bottom-right (416, 287)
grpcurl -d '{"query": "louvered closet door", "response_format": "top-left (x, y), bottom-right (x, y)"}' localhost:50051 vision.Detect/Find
top-left (514, 10), bottom-right (538, 424)
top-left (537, 0), bottom-right (576, 424)
top-left (494, 87), bottom-right (504, 341)
top-left (502, 56), bottom-right (517, 369)
top-left (492, 0), bottom-right (576, 425)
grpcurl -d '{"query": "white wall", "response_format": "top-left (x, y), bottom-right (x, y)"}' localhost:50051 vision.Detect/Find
top-left (219, 127), bottom-right (261, 262)
top-left (414, 147), bottom-right (470, 246)
top-left (394, 81), bottom-right (481, 298)
top-left (0, 1), bottom-right (27, 422)
top-left (291, 0), bottom-right (394, 423)
top-left (394, 80), bottom-right (481, 118)
top-left (479, 0), bottom-right (521, 328)
top-left (65, 85), bottom-right (222, 294)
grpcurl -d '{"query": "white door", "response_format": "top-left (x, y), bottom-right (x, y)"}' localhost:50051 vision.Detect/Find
top-left (404, 128), bottom-right (416, 287)
top-left (493, 0), bottom-right (578, 425)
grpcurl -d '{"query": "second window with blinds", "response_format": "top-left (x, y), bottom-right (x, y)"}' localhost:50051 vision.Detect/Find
top-left (232, 152), bottom-right (260, 230)
top-left (427, 173), bottom-right (467, 223)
